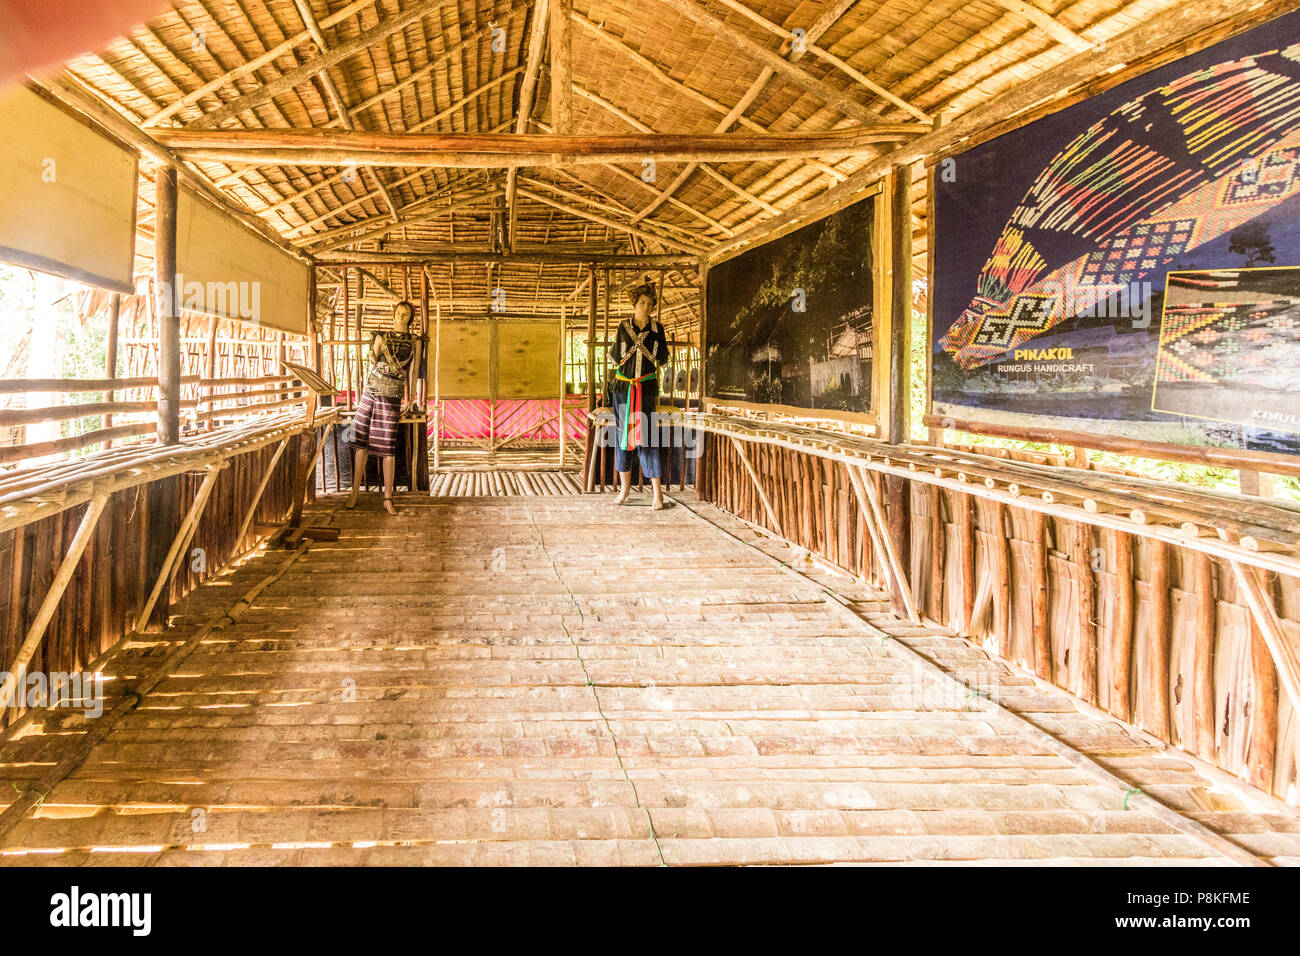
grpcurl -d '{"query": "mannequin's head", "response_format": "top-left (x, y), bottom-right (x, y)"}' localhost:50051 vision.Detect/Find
top-left (628, 277), bottom-right (657, 324)
top-left (392, 301), bottom-right (414, 332)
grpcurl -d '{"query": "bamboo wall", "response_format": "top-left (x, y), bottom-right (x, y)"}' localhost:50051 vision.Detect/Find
top-left (0, 432), bottom-right (311, 732)
top-left (697, 432), bottom-right (1298, 803)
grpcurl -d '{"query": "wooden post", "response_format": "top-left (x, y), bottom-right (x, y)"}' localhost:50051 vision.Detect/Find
top-left (342, 267), bottom-right (353, 410)
top-left (203, 313), bottom-right (219, 430)
top-left (1147, 540), bottom-right (1172, 739)
top-left (1192, 551), bottom-right (1217, 760)
top-left (154, 167), bottom-right (180, 445)
top-left (1075, 521), bottom-right (1097, 703)
top-left (586, 264), bottom-right (597, 411)
top-left (1110, 529), bottom-right (1135, 722)
top-left (558, 304), bottom-right (567, 467)
top-left (433, 299), bottom-right (442, 473)
top-left (956, 492), bottom-right (974, 634)
top-left (886, 163), bottom-right (910, 446)
top-left (1247, 609), bottom-right (1278, 794)
top-left (103, 293), bottom-right (121, 447)
top-left (1030, 510), bottom-right (1051, 680)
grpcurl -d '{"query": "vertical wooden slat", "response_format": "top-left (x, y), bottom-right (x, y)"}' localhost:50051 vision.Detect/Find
top-left (1075, 521), bottom-right (1097, 703)
top-left (1030, 510), bottom-right (1051, 680)
top-left (1110, 528), bottom-right (1134, 723)
top-left (1147, 540), bottom-right (1172, 739)
top-left (1192, 551), bottom-right (1217, 760)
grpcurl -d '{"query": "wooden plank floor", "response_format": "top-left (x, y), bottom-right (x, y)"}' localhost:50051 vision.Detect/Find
top-left (1, 490), bottom-right (1298, 866)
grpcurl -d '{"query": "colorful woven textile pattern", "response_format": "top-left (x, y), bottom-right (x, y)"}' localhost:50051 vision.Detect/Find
top-left (941, 42), bottom-right (1300, 369)
top-left (1156, 297), bottom-right (1300, 387)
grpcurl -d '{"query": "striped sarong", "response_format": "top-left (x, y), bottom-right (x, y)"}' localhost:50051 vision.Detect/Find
top-left (348, 388), bottom-right (401, 458)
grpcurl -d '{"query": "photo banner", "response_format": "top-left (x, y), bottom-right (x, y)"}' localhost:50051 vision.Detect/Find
top-left (176, 188), bottom-right (310, 336)
top-left (706, 196), bottom-right (875, 419)
top-left (0, 85), bottom-right (136, 292)
top-left (931, 10), bottom-right (1300, 458)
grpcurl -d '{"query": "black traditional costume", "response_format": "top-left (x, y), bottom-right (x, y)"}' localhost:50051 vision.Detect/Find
top-left (608, 316), bottom-right (668, 478)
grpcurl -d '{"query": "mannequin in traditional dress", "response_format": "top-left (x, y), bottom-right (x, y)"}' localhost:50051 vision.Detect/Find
top-left (608, 279), bottom-right (668, 509)
top-left (346, 301), bottom-right (416, 515)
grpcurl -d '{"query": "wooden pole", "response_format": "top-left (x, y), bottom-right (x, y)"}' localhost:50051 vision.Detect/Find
top-left (103, 293), bottom-right (121, 448)
top-left (1147, 540), bottom-right (1172, 739)
top-left (1192, 551), bottom-right (1217, 760)
top-left (154, 167), bottom-right (180, 445)
top-left (1030, 510), bottom-right (1051, 680)
top-left (203, 313), bottom-right (219, 430)
top-left (1075, 521), bottom-right (1097, 703)
top-left (586, 264), bottom-right (597, 412)
top-left (549, 0), bottom-right (573, 134)
top-left (1110, 529), bottom-right (1134, 722)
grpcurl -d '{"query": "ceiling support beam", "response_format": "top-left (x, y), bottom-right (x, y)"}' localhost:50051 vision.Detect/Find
top-left (549, 0), bottom-right (573, 133)
top-left (517, 185), bottom-right (705, 255)
top-left (309, 188), bottom-right (504, 254)
top-left (155, 126), bottom-right (926, 167)
top-left (508, 0), bottom-right (551, 252)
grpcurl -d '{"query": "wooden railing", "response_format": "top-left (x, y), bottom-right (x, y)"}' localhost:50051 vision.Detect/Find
top-left (688, 411), bottom-right (1300, 804)
top-left (0, 408), bottom-right (335, 732)
top-left (0, 374), bottom-right (311, 464)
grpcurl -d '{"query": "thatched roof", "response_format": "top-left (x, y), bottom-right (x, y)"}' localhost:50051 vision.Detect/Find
top-left (42, 0), bottom-right (1193, 333)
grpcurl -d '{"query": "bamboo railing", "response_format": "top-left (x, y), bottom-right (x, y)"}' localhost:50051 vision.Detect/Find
top-left (680, 410), bottom-right (1299, 803)
top-left (0, 408), bottom-right (337, 732)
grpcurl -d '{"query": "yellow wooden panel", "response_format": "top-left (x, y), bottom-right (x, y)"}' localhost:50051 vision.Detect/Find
top-left (176, 188), bottom-right (310, 335)
top-left (0, 86), bottom-right (136, 292)
top-left (497, 321), bottom-right (560, 398)
top-left (437, 321), bottom-right (493, 398)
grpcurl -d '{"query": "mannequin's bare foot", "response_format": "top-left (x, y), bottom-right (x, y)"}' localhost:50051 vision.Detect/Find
top-left (383, 496), bottom-right (397, 516)
top-left (345, 491), bottom-right (358, 509)
top-left (612, 488), bottom-right (630, 506)
top-left (651, 494), bottom-right (665, 511)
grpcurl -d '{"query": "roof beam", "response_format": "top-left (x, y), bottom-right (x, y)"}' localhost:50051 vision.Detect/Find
top-left (705, 0), bottom-right (1289, 265)
top-left (507, 0), bottom-right (551, 252)
top-left (155, 126), bottom-right (925, 167)
top-left (141, 0), bottom-right (380, 127)
top-left (549, 0), bottom-right (573, 133)
top-left (517, 184), bottom-right (706, 255)
top-left (185, 0), bottom-right (454, 129)
top-left (987, 0), bottom-right (1094, 52)
top-left (290, 0), bottom-right (400, 221)
top-left (651, 0), bottom-right (880, 125)
top-left (708, 0), bottom-right (929, 121)
top-left (571, 12), bottom-right (845, 183)
top-left (308, 188), bottom-right (504, 254)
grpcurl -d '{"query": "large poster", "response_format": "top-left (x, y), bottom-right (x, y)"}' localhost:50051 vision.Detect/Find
top-left (706, 197), bottom-right (874, 415)
top-left (932, 11), bottom-right (1300, 457)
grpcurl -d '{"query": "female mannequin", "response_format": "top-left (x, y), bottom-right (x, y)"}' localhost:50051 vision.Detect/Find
top-left (346, 301), bottom-right (416, 515)
top-left (609, 278), bottom-right (669, 509)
